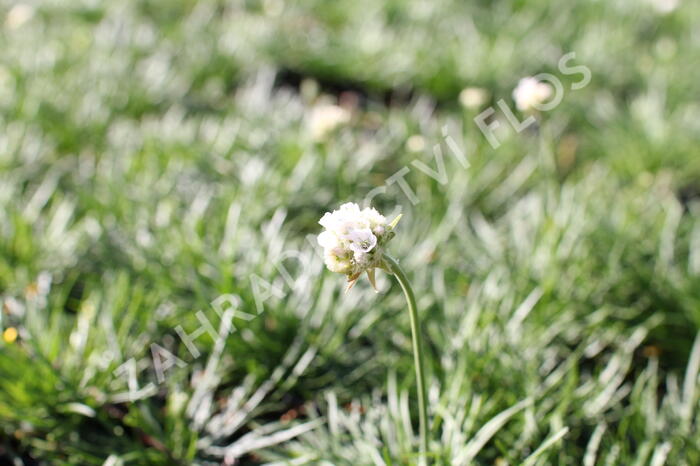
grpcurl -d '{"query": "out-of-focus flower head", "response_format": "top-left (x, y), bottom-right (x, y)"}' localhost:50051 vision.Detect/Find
top-left (307, 102), bottom-right (351, 141)
top-left (5, 4), bottom-right (34, 30)
top-left (317, 203), bottom-right (400, 291)
top-left (459, 87), bottom-right (489, 110)
top-left (513, 77), bottom-right (552, 112)
top-left (649, 0), bottom-right (679, 14)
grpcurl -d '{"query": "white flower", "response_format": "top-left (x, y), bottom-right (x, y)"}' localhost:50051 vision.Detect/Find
top-left (459, 87), bottom-right (489, 109)
top-left (346, 228), bottom-right (377, 255)
top-left (513, 77), bottom-right (552, 112)
top-left (317, 203), bottom-right (399, 290)
top-left (317, 230), bottom-right (340, 249)
top-left (5, 4), bottom-right (34, 30)
top-left (307, 103), bottom-right (351, 141)
top-left (362, 207), bottom-right (387, 236)
top-left (649, 0), bottom-right (679, 13)
top-left (406, 135), bottom-right (426, 153)
top-left (324, 248), bottom-right (353, 274)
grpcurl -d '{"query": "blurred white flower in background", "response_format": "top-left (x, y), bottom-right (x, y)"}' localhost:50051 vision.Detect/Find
top-left (459, 87), bottom-right (489, 109)
top-left (406, 134), bottom-right (426, 152)
top-left (307, 102), bottom-right (351, 141)
top-left (5, 4), bottom-right (34, 30)
top-left (649, 0), bottom-right (679, 14)
top-left (513, 77), bottom-right (552, 112)
top-left (318, 203), bottom-right (398, 290)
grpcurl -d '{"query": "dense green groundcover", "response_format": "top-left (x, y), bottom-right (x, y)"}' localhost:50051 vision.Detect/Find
top-left (1, 0), bottom-right (700, 464)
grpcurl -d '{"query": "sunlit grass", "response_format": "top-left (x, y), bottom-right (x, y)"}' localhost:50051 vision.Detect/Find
top-left (1, 0), bottom-right (700, 464)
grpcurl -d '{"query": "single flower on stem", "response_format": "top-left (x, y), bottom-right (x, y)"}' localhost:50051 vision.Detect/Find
top-left (317, 203), bottom-right (429, 465)
top-left (317, 202), bottom-right (399, 291)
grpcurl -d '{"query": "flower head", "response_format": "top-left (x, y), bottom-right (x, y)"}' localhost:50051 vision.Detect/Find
top-left (317, 203), bottom-right (398, 291)
top-left (307, 103), bottom-right (351, 141)
top-left (513, 77), bottom-right (552, 113)
top-left (459, 87), bottom-right (489, 110)
top-left (649, 0), bottom-right (678, 14)
top-left (5, 4), bottom-right (34, 30)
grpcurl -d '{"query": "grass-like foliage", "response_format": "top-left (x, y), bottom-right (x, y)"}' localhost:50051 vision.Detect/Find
top-left (1, 0), bottom-right (700, 464)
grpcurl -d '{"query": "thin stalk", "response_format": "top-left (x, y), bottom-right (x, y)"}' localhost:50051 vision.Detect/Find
top-left (383, 253), bottom-right (428, 465)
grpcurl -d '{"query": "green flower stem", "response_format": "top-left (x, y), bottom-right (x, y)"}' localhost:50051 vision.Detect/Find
top-left (382, 253), bottom-right (429, 465)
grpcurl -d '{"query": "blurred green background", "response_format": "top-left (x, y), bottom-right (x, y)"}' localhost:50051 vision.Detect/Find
top-left (1, 0), bottom-right (700, 464)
